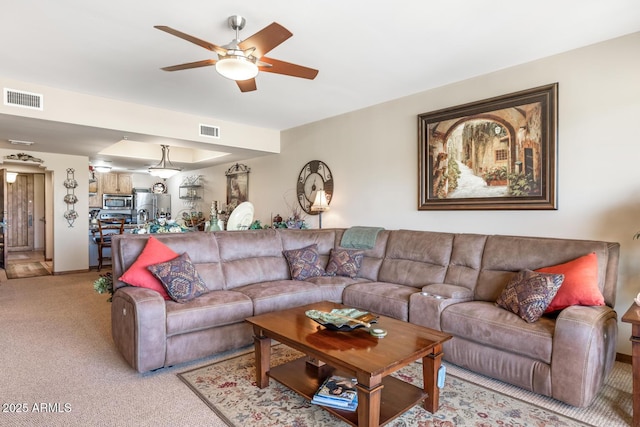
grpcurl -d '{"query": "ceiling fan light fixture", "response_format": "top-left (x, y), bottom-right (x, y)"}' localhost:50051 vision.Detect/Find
top-left (148, 144), bottom-right (182, 179)
top-left (215, 55), bottom-right (259, 81)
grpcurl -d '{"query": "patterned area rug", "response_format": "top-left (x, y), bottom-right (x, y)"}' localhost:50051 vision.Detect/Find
top-left (178, 345), bottom-right (632, 426)
top-left (5, 261), bottom-right (51, 279)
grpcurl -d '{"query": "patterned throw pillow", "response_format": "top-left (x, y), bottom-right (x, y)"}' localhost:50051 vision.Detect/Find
top-left (325, 248), bottom-right (364, 278)
top-left (495, 269), bottom-right (564, 323)
top-left (283, 244), bottom-right (325, 280)
top-left (147, 252), bottom-right (209, 303)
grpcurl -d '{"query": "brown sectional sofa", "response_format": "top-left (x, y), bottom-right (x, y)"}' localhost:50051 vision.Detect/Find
top-left (110, 228), bottom-right (619, 407)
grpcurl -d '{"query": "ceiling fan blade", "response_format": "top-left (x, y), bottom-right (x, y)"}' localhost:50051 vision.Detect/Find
top-left (155, 25), bottom-right (227, 56)
top-left (160, 59), bottom-right (217, 72)
top-left (236, 79), bottom-right (257, 92)
top-left (238, 22), bottom-right (292, 58)
top-left (259, 57), bottom-right (319, 80)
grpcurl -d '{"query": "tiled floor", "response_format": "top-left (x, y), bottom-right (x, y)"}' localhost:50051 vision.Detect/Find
top-left (8, 250), bottom-right (47, 263)
top-left (1, 251), bottom-right (52, 281)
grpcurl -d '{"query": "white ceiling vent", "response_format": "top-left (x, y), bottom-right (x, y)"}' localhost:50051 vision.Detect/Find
top-left (199, 124), bottom-right (220, 139)
top-left (4, 88), bottom-right (43, 110)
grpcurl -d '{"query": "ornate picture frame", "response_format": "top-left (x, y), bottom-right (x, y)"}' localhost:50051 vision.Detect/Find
top-left (418, 83), bottom-right (558, 210)
top-left (225, 163), bottom-right (250, 212)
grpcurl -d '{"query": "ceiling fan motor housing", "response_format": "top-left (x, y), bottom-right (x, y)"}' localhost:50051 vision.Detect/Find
top-left (228, 15), bottom-right (246, 31)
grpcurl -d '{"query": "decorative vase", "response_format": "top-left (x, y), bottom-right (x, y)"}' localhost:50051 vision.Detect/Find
top-left (208, 217), bottom-right (221, 232)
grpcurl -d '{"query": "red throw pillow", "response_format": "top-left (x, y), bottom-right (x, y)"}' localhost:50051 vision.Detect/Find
top-left (118, 236), bottom-right (178, 300)
top-left (536, 252), bottom-right (604, 313)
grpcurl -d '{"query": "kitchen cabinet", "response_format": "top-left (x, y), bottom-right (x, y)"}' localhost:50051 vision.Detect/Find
top-left (89, 232), bottom-right (99, 268)
top-left (88, 177), bottom-right (100, 208)
top-left (88, 172), bottom-right (133, 208)
top-left (101, 173), bottom-right (132, 194)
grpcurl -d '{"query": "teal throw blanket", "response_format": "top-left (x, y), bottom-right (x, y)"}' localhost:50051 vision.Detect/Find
top-left (340, 226), bottom-right (384, 249)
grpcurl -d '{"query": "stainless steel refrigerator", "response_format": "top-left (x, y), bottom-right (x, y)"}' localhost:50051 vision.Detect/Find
top-left (133, 192), bottom-right (171, 223)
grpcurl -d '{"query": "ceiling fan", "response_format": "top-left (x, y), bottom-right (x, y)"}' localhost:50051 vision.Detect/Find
top-left (155, 15), bottom-right (319, 92)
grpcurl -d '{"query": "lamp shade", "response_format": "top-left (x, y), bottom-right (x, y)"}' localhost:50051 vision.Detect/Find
top-left (311, 190), bottom-right (330, 212)
top-left (215, 55), bottom-right (259, 81)
top-left (148, 145), bottom-right (181, 179)
top-left (6, 172), bottom-right (18, 183)
top-left (149, 168), bottom-right (180, 179)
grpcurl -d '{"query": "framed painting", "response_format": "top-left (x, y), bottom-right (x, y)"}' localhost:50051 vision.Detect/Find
top-left (418, 83), bottom-right (558, 210)
top-left (225, 163), bottom-right (250, 212)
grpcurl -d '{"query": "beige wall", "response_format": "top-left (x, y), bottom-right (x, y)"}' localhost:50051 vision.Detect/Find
top-left (0, 77), bottom-right (280, 154)
top-left (0, 149), bottom-right (90, 272)
top-left (187, 32), bottom-right (640, 355)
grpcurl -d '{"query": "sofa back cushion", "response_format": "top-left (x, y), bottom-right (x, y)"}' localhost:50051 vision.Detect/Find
top-left (217, 229), bottom-right (289, 289)
top-left (378, 230), bottom-right (453, 287)
top-left (476, 235), bottom-right (616, 306)
top-left (333, 229), bottom-right (389, 281)
top-left (279, 228), bottom-right (336, 267)
top-left (444, 233), bottom-right (487, 290)
top-left (113, 233), bottom-right (225, 292)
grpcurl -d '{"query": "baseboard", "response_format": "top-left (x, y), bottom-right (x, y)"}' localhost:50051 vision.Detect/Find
top-left (616, 352), bottom-right (631, 364)
top-left (52, 268), bottom-right (92, 276)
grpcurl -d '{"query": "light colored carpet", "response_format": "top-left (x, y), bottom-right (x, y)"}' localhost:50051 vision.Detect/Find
top-left (0, 271), bottom-right (228, 427)
top-left (5, 261), bottom-right (51, 279)
top-left (178, 345), bottom-right (632, 427)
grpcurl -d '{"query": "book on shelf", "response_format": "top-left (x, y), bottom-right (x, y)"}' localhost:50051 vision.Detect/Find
top-left (311, 395), bottom-right (358, 412)
top-left (311, 375), bottom-right (358, 411)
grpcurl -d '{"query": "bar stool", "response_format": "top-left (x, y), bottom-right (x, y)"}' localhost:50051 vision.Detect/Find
top-left (95, 218), bottom-right (124, 271)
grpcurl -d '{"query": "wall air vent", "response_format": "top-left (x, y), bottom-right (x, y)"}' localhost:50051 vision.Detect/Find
top-left (199, 124), bottom-right (220, 139)
top-left (4, 88), bottom-right (43, 110)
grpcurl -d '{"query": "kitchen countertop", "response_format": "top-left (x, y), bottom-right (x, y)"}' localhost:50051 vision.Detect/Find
top-left (89, 223), bottom-right (139, 233)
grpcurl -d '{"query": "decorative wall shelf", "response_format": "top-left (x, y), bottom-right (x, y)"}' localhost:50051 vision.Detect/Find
top-left (179, 185), bottom-right (203, 201)
top-left (180, 175), bottom-right (204, 210)
top-left (63, 168), bottom-right (78, 227)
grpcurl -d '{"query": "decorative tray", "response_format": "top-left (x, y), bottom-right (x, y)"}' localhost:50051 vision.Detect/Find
top-left (305, 308), bottom-right (378, 332)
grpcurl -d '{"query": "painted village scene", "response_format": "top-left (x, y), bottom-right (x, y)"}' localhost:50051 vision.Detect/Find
top-left (428, 101), bottom-right (544, 199)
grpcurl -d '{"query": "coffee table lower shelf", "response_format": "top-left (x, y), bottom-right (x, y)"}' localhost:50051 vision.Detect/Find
top-left (268, 357), bottom-right (427, 427)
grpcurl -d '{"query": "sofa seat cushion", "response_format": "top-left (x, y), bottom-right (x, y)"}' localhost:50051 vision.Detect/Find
top-left (165, 290), bottom-right (253, 337)
top-left (306, 276), bottom-right (371, 303)
top-left (235, 280), bottom-right (324, 315)
top-left (342, 282), bottom-right (418, 321)
top-left (441, 301), bottom-right (555, 363)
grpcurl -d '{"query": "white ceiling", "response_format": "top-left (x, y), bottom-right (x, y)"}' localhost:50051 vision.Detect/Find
top-left (1, 0), bottom-right (639, 172)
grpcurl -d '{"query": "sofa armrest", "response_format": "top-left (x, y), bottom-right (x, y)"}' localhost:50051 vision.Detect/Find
top-left (551, 305), bottom-right (618, 407)
top-left (409, 284), bottom-right (474, 330)
top-left (111, 286), bottom-right (167, 373)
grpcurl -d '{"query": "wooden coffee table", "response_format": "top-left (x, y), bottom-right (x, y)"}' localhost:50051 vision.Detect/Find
top-left (246, 301), bottom-right (452, 427)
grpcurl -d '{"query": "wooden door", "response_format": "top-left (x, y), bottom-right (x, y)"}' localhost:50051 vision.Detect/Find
top-left (0, 171), bottom-right (6, 269)
top-left (8, 174), bottom-right (34, 251)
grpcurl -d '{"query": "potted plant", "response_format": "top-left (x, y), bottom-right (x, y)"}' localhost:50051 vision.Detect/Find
top-left (93, 272), bottom-right (114, 302)
top-left (483, 166), bottom-right (508, 186)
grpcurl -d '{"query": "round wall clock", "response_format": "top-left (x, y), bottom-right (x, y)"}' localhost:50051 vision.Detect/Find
top-left (297, 160), bottom-right (334, 215)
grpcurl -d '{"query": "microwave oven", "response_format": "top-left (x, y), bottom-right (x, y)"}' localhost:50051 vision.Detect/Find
top-left (103, 194), bottom-right (133, 210)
